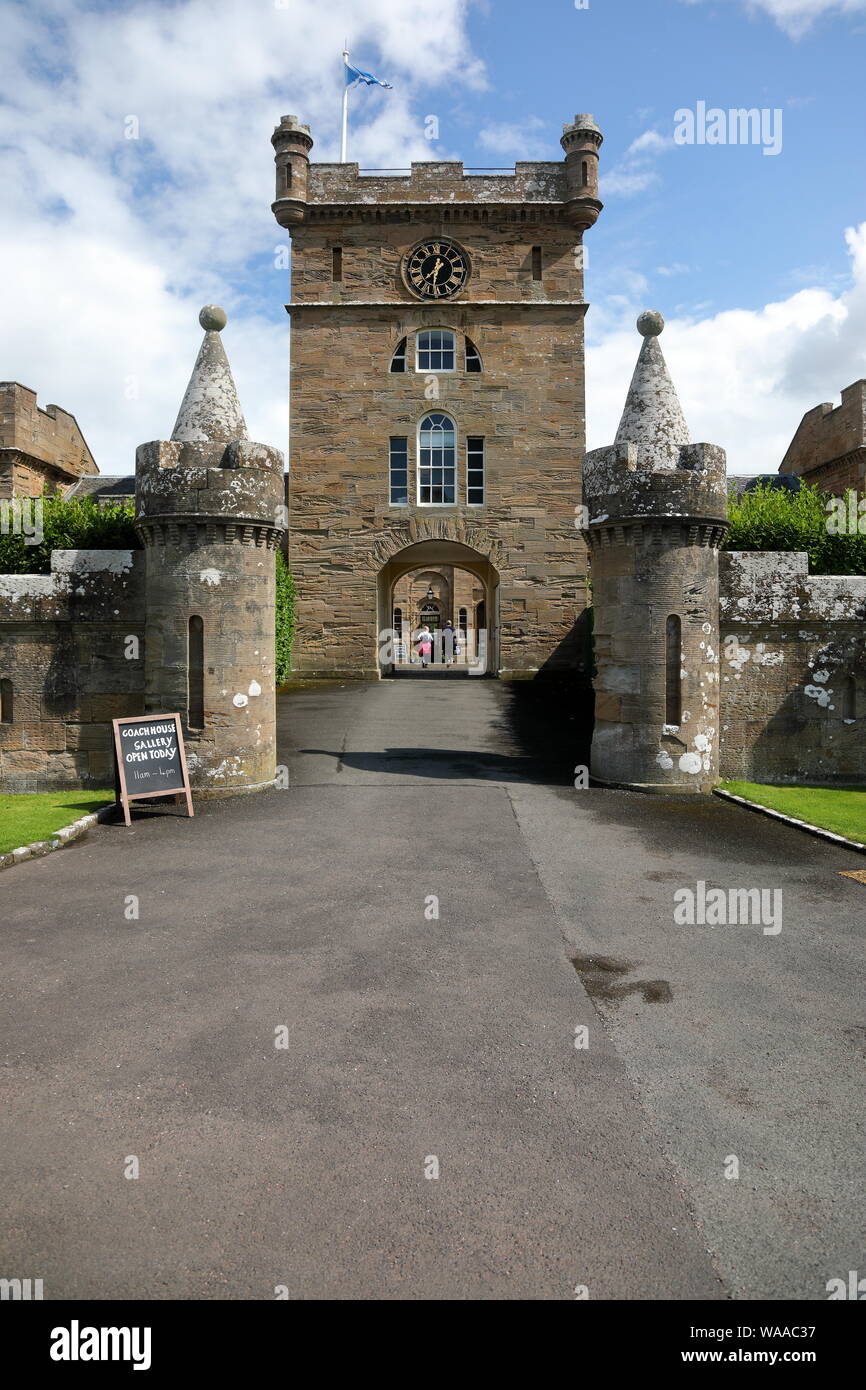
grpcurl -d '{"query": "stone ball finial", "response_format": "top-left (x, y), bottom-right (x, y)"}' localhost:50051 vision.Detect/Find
top-left (199, 305), bottom-right (227, 332)
top-left (637, 310), bottom-right (664, 337)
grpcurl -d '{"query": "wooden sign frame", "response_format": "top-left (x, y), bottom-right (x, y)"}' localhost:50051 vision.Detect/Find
top-left (111, 712), bottom-right (194, 827)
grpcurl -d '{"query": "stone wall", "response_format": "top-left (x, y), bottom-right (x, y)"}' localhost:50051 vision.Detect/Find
top-left (0, 382), bottom-right (98, 498)
top-left (289, 301), bottom-right (589, 678)
top-left (0, 550), bottom-right (145, 791)
top-left (780, 380), bottom-right (866, 495)
top-left (719, 551), bottom-right (866, 784)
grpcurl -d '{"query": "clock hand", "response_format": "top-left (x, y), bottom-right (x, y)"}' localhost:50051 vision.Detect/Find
top-left (430, 258), bottom-right (444, 284)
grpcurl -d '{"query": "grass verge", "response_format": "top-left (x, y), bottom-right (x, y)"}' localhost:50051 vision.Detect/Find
top-left (720, 781), bottom-right (866, 844)
top-left (0, 791), bottom-right (113, 855)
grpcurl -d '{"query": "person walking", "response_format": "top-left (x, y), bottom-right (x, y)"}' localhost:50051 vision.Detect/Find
top-left (442, 619), bottom-right (458, 666)
top-left (416, 624), bottom-right (433, 669)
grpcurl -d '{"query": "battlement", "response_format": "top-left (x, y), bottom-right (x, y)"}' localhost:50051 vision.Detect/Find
top-left (271, 112), bottom-right (603, 230)
top-left (583, 442), bottom-right (729, 530)
top-left (305, 161), bottom-right (568, 206)
top-left (135, 439), bottom-right (284, 532)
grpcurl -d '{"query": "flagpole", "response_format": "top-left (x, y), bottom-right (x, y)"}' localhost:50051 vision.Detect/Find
top-left (341, 48), bottom-right (350, 162)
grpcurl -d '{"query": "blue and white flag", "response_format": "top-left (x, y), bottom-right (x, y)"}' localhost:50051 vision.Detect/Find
top-left (344, 57), bottom-right (392, 90)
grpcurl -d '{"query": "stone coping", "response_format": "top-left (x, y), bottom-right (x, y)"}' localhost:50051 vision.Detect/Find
top-left (0, 802), bottom-right (116, 873)
top-left (713, 788), bottom-right (866, 853)
top-left (285, 299), bottom-right (589, 310)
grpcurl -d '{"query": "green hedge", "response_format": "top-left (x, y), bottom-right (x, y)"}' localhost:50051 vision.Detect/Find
top-left (275, 549), bottom-right (296, 684)
top-left (0, 494), bottom-right (139, 574)
top-left (724, 481), bottom-right (866, 575)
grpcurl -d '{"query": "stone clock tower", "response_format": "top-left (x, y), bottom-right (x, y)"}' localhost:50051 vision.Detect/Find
top-left (270, 113), bottom-right (603, 678)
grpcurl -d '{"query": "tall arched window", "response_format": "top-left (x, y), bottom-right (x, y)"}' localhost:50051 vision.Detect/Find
top-left (393, 606), bottom-right (403, 640)
top-left (188, 616), bottom-right (204, 730)
top-left (665, 615), bottom-right (681, 727)
top-left (390, 337), bottom-right (407, 373)
top-left (418, 413), bottom-right (456, 505)
top-left (416, 329), bottom-right (455, 373)
top-left (0, 678), bottom-right (12, 724)
top-left (458, 607), bottom-right (468, 638)
top-left (465, 337), bottom-right (483, 373)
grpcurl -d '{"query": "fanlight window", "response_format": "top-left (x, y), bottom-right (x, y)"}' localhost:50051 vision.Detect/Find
top-left (390, 337), bottom-right (407, 373)
top-left (465, 337), bottom-right (483, 373)
top-left (416, 329), bottom-right (455, 373)
top-left (418, 413), bottom-right (456, 505)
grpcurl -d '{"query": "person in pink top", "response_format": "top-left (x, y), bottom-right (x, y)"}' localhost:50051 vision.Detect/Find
top-left (416, 625), bottom-right (433, 669)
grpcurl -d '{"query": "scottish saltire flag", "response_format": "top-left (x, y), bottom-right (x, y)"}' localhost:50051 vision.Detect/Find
top-left (344, 58), bottom-right (392, 90)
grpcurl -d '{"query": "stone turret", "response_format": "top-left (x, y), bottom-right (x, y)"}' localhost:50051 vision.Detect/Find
top-left (560, 114), bottom-right (603, 228)
top-left (135, 306), bottom-right (286, 796)
top-left (582, 312), bottom-right (728, 793)
top-left (271, 116), bottom-right (314, 228)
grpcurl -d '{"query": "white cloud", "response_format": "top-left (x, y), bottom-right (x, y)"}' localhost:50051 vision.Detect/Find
top-left (477, 116), bottom-right (549, 160)
top-left (657, 263), bottom-right (691, 277)
top-left (601, 126), bottom-right (672, 199)
top-left (0, 0), bottom-right (484, 469)
top-left (587, 223), bottom-right (866, 475)
top-left (681, 0), bottom-right (866, 39)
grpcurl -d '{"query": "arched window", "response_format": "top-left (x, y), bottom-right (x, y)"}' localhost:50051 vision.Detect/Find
top-left (458, 607), bottom-right (468, 638)
top-left (842, 675), bottom-right (857, 721)
top-left (0, 678), bottom-right (12, 724)
top-left (188, 616), bottom-right (204, 730)
top-left (393, 607), bottom-right (403, 640)
top-left (390, 337), bottom-right (407, 373)
top-left (665, 615), bottom-right (681, 727)
top-left (418, 413), bottom-right (456, 505)
top-left (465, 337), bottom-right (483, 373)
top-left (416, 329), bottom-right (455, 373)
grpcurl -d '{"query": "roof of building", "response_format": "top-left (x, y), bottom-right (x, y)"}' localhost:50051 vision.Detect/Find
top-left (65, 475), bottom-right (135, 500)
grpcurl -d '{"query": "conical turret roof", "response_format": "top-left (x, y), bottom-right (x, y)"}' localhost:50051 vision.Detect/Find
top-left (613, 311), bottom-right (689, 469)
top-left (171, 305), bottom-right (248, 444)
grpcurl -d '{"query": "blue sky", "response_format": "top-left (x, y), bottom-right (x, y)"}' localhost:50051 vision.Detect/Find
top-left (1, 0), bottom-right (864, 475)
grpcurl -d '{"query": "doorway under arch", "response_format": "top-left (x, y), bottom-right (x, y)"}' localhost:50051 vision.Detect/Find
top-left (377, 539), bottom-right (500, 676)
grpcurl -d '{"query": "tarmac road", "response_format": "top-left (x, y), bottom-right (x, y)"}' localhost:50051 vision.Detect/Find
top-left (1, 677), bottom-right (863, 1299)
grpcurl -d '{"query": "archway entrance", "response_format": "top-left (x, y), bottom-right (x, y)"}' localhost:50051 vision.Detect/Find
top-left (377, 540), bottom-right (500, 676)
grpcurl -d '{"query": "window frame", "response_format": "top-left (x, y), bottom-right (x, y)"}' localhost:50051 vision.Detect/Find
top-left (464, 337), bottom-right (483, 373)
top-left (466, 436), bottom-right (485, 507)
top-left (389, 436), bottom-right (409, 506)
top-left (417, 412), bottom-right (457, 507)
top-left (415, 328), bottom-right (457, 374)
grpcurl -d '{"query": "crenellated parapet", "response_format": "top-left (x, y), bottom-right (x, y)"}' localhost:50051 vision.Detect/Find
top-left (582, 442), bottom-right (728, 551)
top-left (135, 439), bottom-right (284, 546)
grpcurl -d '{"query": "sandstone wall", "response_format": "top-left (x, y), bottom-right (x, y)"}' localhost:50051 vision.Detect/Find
top-left (289, 300), bottom-right (589, 678)
top-left (0, 382), bottom-right (97, 497)
top-left (719, 551), bottom-right (866, 784)
top-left (0, 550), bottom-right (145, 792)
top-left (780, 380), bottom-right (866, 495)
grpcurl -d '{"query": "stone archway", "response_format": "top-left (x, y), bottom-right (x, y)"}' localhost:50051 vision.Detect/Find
top-left (376, 536), bottom-right (501, 676)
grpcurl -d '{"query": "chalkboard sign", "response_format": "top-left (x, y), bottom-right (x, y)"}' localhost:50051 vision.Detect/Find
top-left (112, 713), bottom-right (194, 826)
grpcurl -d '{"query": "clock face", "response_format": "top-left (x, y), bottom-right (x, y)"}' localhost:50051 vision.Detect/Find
top-left (404, 240), bottom-right (469, 299)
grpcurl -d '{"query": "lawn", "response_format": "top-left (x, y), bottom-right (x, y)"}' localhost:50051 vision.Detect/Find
top-left (720, 782), bottom-right (866, 845)
top-left (0, 791), bottom-right (113, 855)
